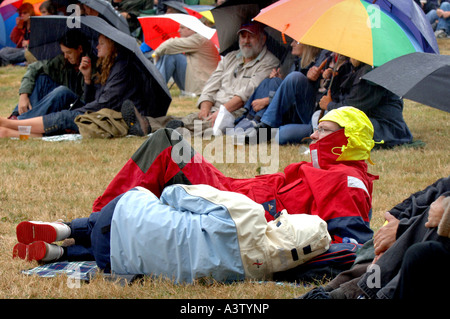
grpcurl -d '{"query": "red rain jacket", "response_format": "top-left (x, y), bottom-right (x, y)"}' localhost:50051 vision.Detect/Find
top-left (93, 128), bottom-right (378, 243)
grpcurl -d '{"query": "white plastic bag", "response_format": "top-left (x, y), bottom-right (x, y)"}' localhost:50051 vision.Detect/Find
top-left (212, 105), bottom-right (235, 136)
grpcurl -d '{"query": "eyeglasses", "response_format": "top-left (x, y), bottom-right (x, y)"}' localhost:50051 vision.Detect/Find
top-left (313, 127), bottom-right (337, 134)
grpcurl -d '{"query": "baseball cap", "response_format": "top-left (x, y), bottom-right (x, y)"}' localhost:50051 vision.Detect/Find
top-left (237, 22), bottom-right (265, 35)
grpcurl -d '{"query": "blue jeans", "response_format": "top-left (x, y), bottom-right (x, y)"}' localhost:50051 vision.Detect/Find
top-left (42, 109), bottom-right (83, 136)
top-left (156, 53), bottom-right (187, 91)
top-left (242, 77), bottom-right (283, 120)
top-left (67, 194), bottom-right (123, 271)
top-left (260, 71), bottom-right (316, 128)
top-left (0, 47), bottom-right (25, 65)
top-left (275, 123), bottom-right (313, 145)
top-left (14, 74), bottom-right (79, 119)
top-left (427, 2), bottom-right (450, 32)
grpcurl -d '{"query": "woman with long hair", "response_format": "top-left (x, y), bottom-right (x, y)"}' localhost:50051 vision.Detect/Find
top-left (0, 33), bottom-right (145, 137)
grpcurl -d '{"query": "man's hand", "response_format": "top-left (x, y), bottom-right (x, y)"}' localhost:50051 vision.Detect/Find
top-left (373, 212), bottom-right (399, 262)
top-left (319, 90), bottom-right (332, 110)
top-left (269, 67), bottom-right (281, 79)
top-left (425, 196), bottom-right (445, 228)
top-left (198, 101), bottom-right (213, 120)
top-left (306, 65), bottom-right (322, 82)
top-left (18, 93), bottom-right (32, 115)
top-left (251, 97), bottom-right (270, 112)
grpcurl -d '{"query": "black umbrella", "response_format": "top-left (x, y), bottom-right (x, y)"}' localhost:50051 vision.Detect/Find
top-left (28, 15), bottom-right (171, 117)
top-left (161, 1), bottom-right (188, 14)
top-left (362, 52), bottom-right (450, 113)
top-left (78, 0), bottom-right (130, 34)
top-left (210, 0), bottom-right (290, 61)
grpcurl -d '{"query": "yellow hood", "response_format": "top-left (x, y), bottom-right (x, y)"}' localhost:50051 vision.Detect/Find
top-left (320, 106), bottom-right (376, 164)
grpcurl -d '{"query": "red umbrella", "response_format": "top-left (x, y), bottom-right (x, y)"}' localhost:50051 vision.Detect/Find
top-left (138, 13), bottom-right (218, 50)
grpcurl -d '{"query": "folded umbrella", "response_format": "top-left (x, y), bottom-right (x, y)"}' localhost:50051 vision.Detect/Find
top-left (362, 52), bottom-right (450, 113)
top-left (28, 15), bottom-right (171, 117)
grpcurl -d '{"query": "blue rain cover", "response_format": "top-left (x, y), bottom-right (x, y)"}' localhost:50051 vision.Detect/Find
top-left (110, 185), bottom-right (245, 283)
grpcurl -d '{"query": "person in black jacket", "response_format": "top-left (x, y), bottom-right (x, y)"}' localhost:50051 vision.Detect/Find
top-left (0, 33), bottom-right (148, 137)
top-left (319, 58), bottom-right (413, 148)
top-left (299, 176), bottom-right (450, 299)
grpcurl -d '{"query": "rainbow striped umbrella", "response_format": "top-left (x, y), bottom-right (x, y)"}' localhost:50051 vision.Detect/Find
top-left (254, 0), bottom-right (423, 66)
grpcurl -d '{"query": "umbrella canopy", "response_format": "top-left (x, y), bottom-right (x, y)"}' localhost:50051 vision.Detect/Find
top-left (210, 0), bottom-right (289, 61)
top-left (28, 15), bottom-right (171, 117)
top-left (254, 0), bottom-right (424, 66)
top-left (0, 0), bottom-right (43, 18)
top-left (0, 10), bottom-right (17, 47)
top-left (161, 1), bottom-right (188, 14)
top-left (370, 0), bottom-right (439, 54)
top-left (138, 13), bottom-right (218, 50)
top-left (362, 52), bottom-right (450, 113)
top-left (78, 0), bottom-right (130, 35)
top-left (184, 5), bottom-right (215, 23)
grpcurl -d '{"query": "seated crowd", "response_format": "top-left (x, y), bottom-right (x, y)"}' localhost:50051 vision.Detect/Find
top-left (2, 0), bottom-right (448, 299)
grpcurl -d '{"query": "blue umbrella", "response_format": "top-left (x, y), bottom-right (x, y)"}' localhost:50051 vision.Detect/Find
top-left (0, 11), bottom-right (18, 48)
top-left (367, 0), bottom-right (439, 54)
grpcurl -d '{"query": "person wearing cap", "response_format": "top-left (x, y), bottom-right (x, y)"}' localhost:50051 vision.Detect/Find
top-left (92, 106), bottom-right (378, 247)
top-left (162, 21), bottom-right (279, 133)
top-left (152, 22), bottom-right (221, 96)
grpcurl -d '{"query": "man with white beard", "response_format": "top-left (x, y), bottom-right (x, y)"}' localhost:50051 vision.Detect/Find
top-left (164, 21), bottom-right (279, 133)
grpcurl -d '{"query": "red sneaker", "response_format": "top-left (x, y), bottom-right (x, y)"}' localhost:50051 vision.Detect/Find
top-left (16, 221), bottom-right (70, 244)
top-left (13, 241), bottom-right (63, 262)
top-left (13, 241), bottom-right (47, 261)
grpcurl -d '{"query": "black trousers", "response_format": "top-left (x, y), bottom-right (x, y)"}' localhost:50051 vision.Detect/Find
top-left (394, 240), bottom-right (450, 299)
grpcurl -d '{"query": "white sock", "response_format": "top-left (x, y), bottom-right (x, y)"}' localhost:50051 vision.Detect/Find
top-left (42, 243), bottom-right (64, 262)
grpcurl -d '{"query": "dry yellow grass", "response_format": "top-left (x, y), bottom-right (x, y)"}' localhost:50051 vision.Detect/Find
top-left (0, 40), bottom-right (449, 300)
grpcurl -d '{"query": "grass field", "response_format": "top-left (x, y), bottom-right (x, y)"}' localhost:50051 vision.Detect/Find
top-left (0, 38), bottom-right (448, 300)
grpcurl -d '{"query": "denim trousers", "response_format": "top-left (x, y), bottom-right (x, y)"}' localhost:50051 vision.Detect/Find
top-left (156, 53), bottom-right (187, 91)
top-left (427, 2), bottom-right (450, 32)
top-left (275, 123), bottom-right (313, 145)
top-left (260, 71), bottom-right (316, 128)
top-left (15, 74), bottom-right (79, 119)
top-left (0, 47), bottom-right (25, 65)
top-left (65, 194), bottom-right (123, 271)
top-left (243, 77), bottom-right (283, 119)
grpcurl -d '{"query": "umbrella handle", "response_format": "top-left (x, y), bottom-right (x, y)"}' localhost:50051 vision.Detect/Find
top-left (317, 59), bottom-right (327, 71)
